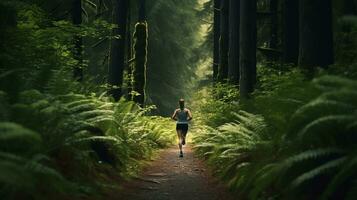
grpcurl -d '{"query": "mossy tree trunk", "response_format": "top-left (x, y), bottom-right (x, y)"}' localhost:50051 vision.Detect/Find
top-left (299, 0), bottom-right (334, 69)
top-left (213, 0), bottom-right (221, 81)
top-left (282, 0), bottom-right (299, 64)
top-left (72, 0), bottom-right (83, 81)
top-left (217, 0), bottom-right (229, 82)
top-left (108, 0), bottom-right (129, 101)
top-left (239, 0), bottom-right (256, 98)
top-left (126, 0), bottom-right (133, 99)
top-left (132, 0), bottom-right (147, 106)
top-left (228, 0), bottom-right (240, 84)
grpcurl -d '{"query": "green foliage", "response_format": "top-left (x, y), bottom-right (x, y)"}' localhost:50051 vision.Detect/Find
top-left (0, 89), bottom-right (175, 199)
top-left (0, 122), bottom-right (73, 200)
top-left (0, 2), bottom-right (175, 199)
top-left (192, 82), bottom-right (240, 128)
top-left (269, 75), bottom-right (357, 200)
top-left (0, 0), bottom-right (115, 100)
top-left (193, 111), bottom-right (272, 194)
top-left (192, 65), bottom-right (357, 199)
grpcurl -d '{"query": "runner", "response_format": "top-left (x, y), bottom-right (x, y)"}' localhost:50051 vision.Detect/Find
top-left (171, 99), bottom-right (193, 157)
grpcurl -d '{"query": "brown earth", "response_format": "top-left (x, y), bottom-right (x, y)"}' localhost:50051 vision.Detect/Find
top-left (114, 145), bottom-right (235, 200)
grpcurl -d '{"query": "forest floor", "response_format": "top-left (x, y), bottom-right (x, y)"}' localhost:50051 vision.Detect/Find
top-left (114, 145), bottom-right (234, 200)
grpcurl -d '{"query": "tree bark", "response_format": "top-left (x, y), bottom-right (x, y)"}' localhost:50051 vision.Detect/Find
top-left (108, 0), bottom-right (129, 101)
top-left (343, 0), bottom-right (357, 15)
top-left (217, 0), bottom-right (229, 82)
top-left (138, 0), bottom-right (146, 22)
top-left (299, 0), bottom-right (334, 68)
top-left (228, 0), bottom-right (240, 84)
top-left (239, 0), bottom-right (256, 98)
top-left (72, 0), bottom-right (83, 81)
top-left (132, 0), bottom-right (147, 106)
top-left (126, 0), bottom-right (133, 99)
top-left (213, 0), bottom-right (221, 80)
top-left (269, 0), bottom-right (278, 50)
top-left (282, 0), bottom-right (299, 64)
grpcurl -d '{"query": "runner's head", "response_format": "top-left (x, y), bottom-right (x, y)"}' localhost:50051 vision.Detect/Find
top-left (179, 98), bottom-right (184, 109)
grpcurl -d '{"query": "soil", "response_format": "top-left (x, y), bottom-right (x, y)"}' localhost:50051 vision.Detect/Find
top-left (115, 145), bottom-right (235, 200)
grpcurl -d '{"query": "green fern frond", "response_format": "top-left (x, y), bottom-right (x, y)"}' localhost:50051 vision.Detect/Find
top-left (68, 103), bottom-right (97, 113)
top-left (282, 148), bottom-right (344, 169)
top-left (69, 135), bottom-right (123, 145)
top-left (65, 99), bottom-right (97, 109)
top-left (291, 157), bottom-right (347, 188)
top-left (290, 98), bottom-right (356, 137)
top-left (0, 122), bottom-right (42, 153)
top-left (319, 90), bottom-right (357, 107)
top-left (0, 122), bottom-right (41, 141)
top-left (313, 75), bottom-right (357, 91)
top-left (78, 110), bottom-right (114, 119)
top-left (321, 156), bottom-right (357, 200)
top-left (297, 115), bottom-right (356, 142)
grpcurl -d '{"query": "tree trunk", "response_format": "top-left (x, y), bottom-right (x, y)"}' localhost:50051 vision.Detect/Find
top-left (132, 0), bottom-right (147, 106)
top-left (228, 0), bottom-right (240, 84)
top-left (239, 0), bottom-right (256, 98)
top-left (217, 0), bottom-right (229, 82)
top-left (282, 0), bottom-right (299, 64)
top-left (269, 0), bottom-right (278, 50)
top-left (138, 0), bottom-right (146, 22)
top-left (299, 0), bottom-right (334, 68)
top-left (126, 0), bottom-right (133, 99)
top-left (343, 0), bottom-right (357, 15)
top-left (72, 0), bottom-right (83, 81)
top-left (108, 0), bottom-right (129, 101)
top-left (213, 0), bottom-right (220, 80)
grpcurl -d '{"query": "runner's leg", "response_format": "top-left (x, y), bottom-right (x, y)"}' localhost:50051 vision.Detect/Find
top-left (182, 124), bottom-right (188, 145)
top-left (177, 130), bottom-right (183, 153)
top-left (182, 131), bottom-right (187, 145)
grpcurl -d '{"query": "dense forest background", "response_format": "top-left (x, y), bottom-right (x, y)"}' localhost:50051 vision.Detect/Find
top-left (1, 0), bottom-right (357, 199)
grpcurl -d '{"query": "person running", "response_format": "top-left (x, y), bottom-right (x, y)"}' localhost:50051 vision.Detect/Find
top-left (171, 99), bottom-right (193, 157)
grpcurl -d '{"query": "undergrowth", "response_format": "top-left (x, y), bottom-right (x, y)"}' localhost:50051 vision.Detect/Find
top-left (0, 90), bottom-right (175, 199)
top-left (0, 2), bottom-right (175, 199)
top-left (192, 66), bottom-right (357, 200)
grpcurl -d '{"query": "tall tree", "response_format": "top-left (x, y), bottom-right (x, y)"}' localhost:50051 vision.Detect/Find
top-left (217, 0), bottom-right (229, 82)
top-left (282, 0), bottom-right (299, 64)
top-left (239, 0), bottom-right (256, 98)
top-left (299, 0), bottom-right (334, 68)
top-left (228, 0), bottom-right (240, 84)
top-left (213, 0), bottom-right (221, 80)
top-left (343, 0), bottom-right (357, 15)
top-left (72, 0), bottom-right (83, 81)
top-left (126, 0), bottom-right (133, 99)
top-left (269, 0), bottom-right (278, 50)
top-left (108, 0), bottom-right (129, 101)
top-left (132, 0), bottom-right (147, 106)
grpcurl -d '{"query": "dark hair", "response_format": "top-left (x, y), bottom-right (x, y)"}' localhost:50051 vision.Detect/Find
top-left (179, 98), bottom-right (184, 109)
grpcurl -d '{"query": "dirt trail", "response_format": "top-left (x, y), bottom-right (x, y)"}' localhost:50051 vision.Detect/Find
top-left (116, 145), bottom-right (234, 200)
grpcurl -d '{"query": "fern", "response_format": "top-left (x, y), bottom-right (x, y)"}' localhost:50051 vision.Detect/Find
top-left (193, 75), bottom-right (357, 199)
top-left (291, 157), bottom-right (347, 188)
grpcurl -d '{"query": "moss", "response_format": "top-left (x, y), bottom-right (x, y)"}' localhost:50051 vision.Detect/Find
top-left (132, 22), bottom-right (148, 106)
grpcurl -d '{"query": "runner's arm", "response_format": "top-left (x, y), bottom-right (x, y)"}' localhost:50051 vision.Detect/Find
top-left (187, 109), bottom-right (193, 121)
top-left (171, 109), bottom-right (178, 120)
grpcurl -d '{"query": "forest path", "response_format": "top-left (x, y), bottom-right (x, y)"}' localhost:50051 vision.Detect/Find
top-left (116, 145), bottom-right (234, 200)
